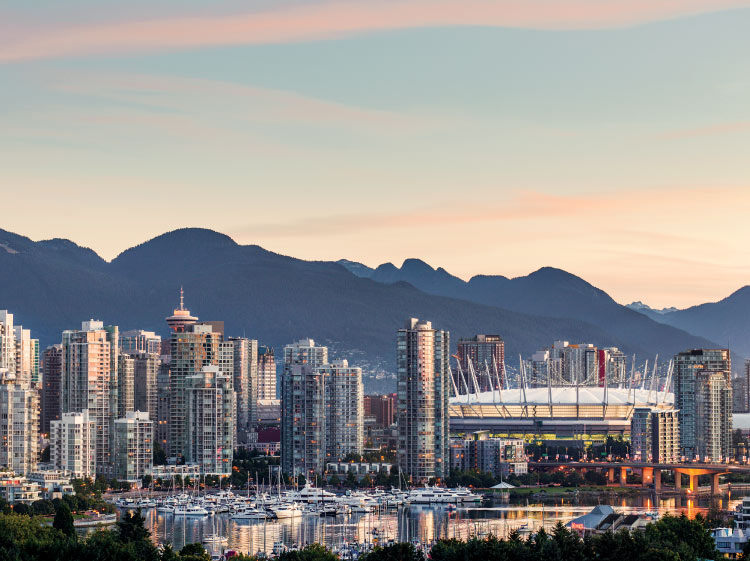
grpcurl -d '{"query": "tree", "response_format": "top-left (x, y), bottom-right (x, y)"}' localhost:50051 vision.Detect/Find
top-left (117, 510), bottom-right (150, 543)
top-left (360, 543), bottom-right (424, 561)
top-left (53, 502), bottom-right (75, 538)
top-left (153, 442), bottom-right (167, 465)
top-left (179, 542), bottom-right (211, 561)
top-left (278, 543), bottom-right (337, 561)
top-left (142, 474), bottom-right (153, 489)
top-left (12, 503), bottom-right (31, 516)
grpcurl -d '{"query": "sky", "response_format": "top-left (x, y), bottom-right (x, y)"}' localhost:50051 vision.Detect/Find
top-left (2, 0), bottom-right (750, 309)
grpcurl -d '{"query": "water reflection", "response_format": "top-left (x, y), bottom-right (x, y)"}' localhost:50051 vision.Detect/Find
top-left (128, 493), bottom-right (735, 557)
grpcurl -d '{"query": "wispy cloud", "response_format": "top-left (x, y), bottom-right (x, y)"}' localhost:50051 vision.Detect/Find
top-left (229, 186), bottom-right (750, 239)
top-left (2, 0), bottom-right (749, 62)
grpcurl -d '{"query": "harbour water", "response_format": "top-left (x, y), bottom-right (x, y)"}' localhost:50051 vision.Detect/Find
top-left (122, 492), bottom-right (738, 557)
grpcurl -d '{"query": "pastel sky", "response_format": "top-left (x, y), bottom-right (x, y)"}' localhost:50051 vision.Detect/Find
top-left (2, 0), bottom-right (750, 308)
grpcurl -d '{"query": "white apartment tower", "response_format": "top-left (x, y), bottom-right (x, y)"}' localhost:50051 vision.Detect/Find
top-left (320, 359), bottom-right (364, 462)
top-left (185, 366), bottom-right (234, 476)
top-left (228, 338), bottom-right (258, 437)
top-left (50, 410), bottom-right (96, 478)
top-left (281, 339), bottom-right (329, 476)
top-left (61, 320), bottom-right (119, 476)
top-left (258, 346), bottom-right (276, 402)
top-left (0, 311), bottom-right (16, 375)
top-left (113, 411), bottom-right (153, 485)
top-left (0, 370), bottom-right (39, 475)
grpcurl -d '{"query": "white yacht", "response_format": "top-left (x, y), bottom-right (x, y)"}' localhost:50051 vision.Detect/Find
top-left (269, 502), bottom-right (303, 519)
top-left (232, 507), bottom-right (270, 520)
top-left (173, 504), bottom-right (210, 517)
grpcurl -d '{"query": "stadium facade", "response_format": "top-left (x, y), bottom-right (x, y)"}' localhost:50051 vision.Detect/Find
top-left (449, 386), bottom-right (674, 447)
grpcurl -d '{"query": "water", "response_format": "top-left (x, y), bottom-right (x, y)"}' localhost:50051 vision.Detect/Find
top-left (124, 492), bottom-right (741, 557)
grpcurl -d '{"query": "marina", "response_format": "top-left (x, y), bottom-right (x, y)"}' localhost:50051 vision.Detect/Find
top-left (109, 485), bottom-right (737, 557)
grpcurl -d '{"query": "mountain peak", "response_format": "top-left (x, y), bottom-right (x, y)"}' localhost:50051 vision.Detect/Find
top-left (401, 258), bottom-right (435, 273)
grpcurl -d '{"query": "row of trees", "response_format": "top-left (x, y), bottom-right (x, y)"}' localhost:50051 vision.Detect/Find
top-left (0, 499), bottom-right (736, 561)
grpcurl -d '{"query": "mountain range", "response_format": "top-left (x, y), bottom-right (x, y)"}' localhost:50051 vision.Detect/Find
top-left (0, 227), bottom-right (741, 391)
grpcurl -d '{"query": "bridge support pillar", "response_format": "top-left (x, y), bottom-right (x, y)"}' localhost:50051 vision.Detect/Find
top-left (620, 467), bottom-right (627, 486)
top-left (608, 468), bottom-right (615, 484)
top-left (674, 471), bottom-right (682, 490)
top-left (690, 474), bottom-right (698, 492)
top-left (654, 469), bottom-right (661, 492)
top-left (712, 473), bottom-right (721, 496)
top-left (642, 467), bottom-right (653, 488)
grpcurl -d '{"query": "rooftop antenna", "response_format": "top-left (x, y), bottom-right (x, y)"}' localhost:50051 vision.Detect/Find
top-left (180, 286), bottom-right (185, 311)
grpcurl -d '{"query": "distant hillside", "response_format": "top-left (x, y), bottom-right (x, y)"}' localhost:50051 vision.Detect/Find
top-left (0, 228), bottom-right (724, 391)
top-left (339, 258), bottom-right (721, 362)
top-left (0, 227), bottom-right (634, 391)
top-left (636, 286), bottom-right (750, 360)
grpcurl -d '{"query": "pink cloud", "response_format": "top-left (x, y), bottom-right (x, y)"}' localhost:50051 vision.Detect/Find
top-left (2, 0), bottom-right (749, 62)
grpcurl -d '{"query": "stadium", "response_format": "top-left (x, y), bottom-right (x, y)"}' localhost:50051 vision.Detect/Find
top-left (449, 386), bottom-right (675, 446)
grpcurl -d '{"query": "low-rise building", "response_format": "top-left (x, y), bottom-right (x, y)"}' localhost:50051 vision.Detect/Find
top-left (26, 469), bottom-right (74, 500)
top-left (151, 463), bottom-right (201, 482)
top-left (712, 528), bottom-right (750, 559)
top-left (0, 472), bottom-right (42, 504)
top-left (449, 432), bottom-right (527, 478)
top-left (325, 462), bottom-right (392, 479)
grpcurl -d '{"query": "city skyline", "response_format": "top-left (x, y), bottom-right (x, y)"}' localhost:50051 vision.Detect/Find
top-left (2, 2), bottom-right (750, 308)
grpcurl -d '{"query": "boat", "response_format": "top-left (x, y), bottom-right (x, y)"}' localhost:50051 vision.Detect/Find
top-left (269, 502), bottom-right (303, 519)
top-left (231, 507), bottom-right (269, 520)
top-left (203, 534), bottom-right (228, 546)
top-left (74, 513), bottom-right (117, 527)
top-left (173, 504), bottom-right (210, 517)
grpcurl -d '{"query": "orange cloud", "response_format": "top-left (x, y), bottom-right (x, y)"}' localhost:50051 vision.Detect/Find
top-left (2, 0), bottom-right (749, 62)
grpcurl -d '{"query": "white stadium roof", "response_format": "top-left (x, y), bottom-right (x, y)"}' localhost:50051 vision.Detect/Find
top-left (450, 386), bottom-right (674, 407)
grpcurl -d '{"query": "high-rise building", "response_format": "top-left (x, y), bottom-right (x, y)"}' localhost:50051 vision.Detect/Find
top-left (185, 366), bottom-right (234, 476)
top-left (364, 394), bottom-right (395, 428)
top-left (0, 311), bottom-right (16, 375)
top-left (281, 339), bottom-right (329, 476)
top-left (0, 370), bottom-right (39, 475)
top-left (156, 361), bottom-right (170, 452)
top-left (117, 353), bottom-right (135, 419)
top-left (30, 338), bottom-right (39, 385)
top-left (456, 335), bottom-right (505, 392)
top-left (228, 338), bottom-right (258, 437)
top-left (675, 349), bottom-right (732, 463)
top-left (284, 339), bottom-right (328, 370)
top-left (41, 344), bottom-right (63, 435)
top-left (113, 411), bottom-right (153, 485)
top-left (449, 433), bottom-right (527, 478)
top-left (397, 318), bottom-right (450, 484)
top-left (13, 326), bottom-right (34, 385)
top-left (120, 330), bottom-right (162, 355)
top-left (528, 341), bottom-right (626, 387)
top-left (631, 407), bottom-right (680, 463)
top-left (258, 346), bottom-right (276, 401)
top-left (61, 320), bottom-right (118, 476)
top-left (167, 292), bottom-right (222, 459)
top-left (50, 410), bottom-right (96, 478)
top-left (320, 359), bottom-right (364, 463)
top-left (281, 367), bottom-right (325, 477)
top-left (133, 353), bottom-right (160, 434)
